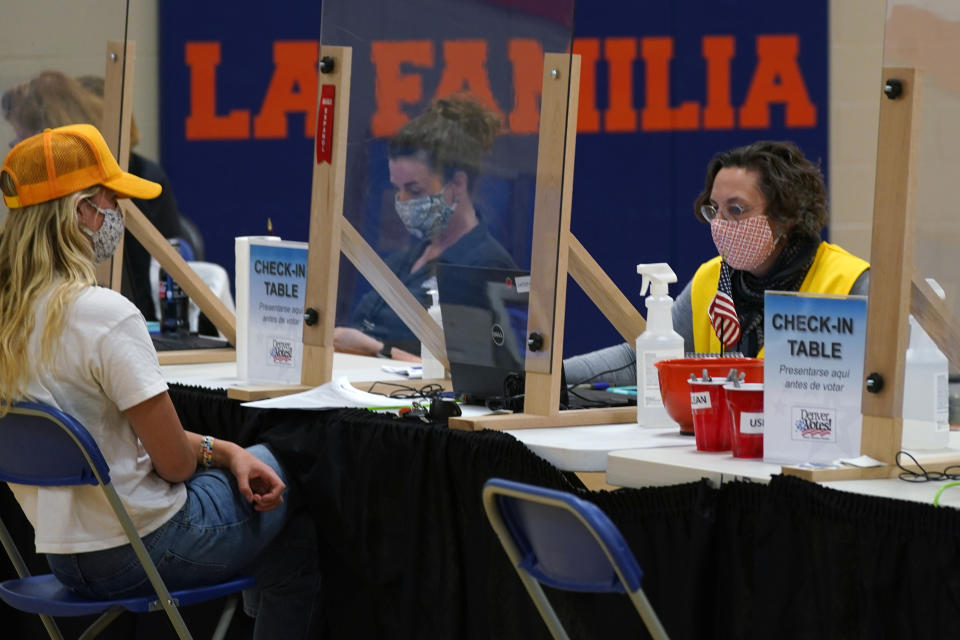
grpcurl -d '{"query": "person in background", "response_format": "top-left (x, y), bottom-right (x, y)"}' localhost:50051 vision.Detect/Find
top-left (2, 70), bottom-right (183, 321)
top-left (565, 140), bottom-right (870, 386)
top-left (0, 124), bottom-right (319, 639)
top-left (334, 96), bottom-right (517, 361)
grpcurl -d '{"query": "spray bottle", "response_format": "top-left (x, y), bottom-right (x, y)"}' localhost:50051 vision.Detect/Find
top-left (901, 314), bottom-right (949, 450)
top-left (421, 289), bottom-right (446, 380)
top-left (635, 263), bottom-right (683, 427)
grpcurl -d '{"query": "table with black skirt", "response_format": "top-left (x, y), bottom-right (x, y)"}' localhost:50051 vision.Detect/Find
top-left (4, 383), bottom-right (960, 639)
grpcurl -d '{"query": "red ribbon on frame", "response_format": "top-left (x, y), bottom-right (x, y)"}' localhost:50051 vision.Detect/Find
top-left (316, 84), bottom-right (335, 164)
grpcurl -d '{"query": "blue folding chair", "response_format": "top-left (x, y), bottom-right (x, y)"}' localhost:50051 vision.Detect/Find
top-left (482, 478), bottom-right (669, 640)
top-left (0, 402), bottom-right (253, 640)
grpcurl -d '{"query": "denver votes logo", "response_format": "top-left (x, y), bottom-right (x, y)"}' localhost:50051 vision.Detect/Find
top-left (269, 338), bottom-right (294, 366)
top-left (791, 406), bottom-right (835, 441)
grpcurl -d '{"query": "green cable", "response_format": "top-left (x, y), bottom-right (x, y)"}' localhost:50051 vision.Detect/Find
top-left (932, 481), bottom-right (960, 507)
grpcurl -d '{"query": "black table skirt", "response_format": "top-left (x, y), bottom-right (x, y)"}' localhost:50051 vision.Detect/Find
top-left (4, 383), bottom-right (960, 639)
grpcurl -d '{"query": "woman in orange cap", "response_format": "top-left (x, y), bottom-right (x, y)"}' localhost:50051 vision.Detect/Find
top-left (2, 70), bottom-right (185, 321)
top-left (0, 124), bottom-right (319, 639)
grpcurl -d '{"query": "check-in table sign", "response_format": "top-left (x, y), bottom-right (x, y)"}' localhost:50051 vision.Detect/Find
top-left (763, 292), bottom-right (867, 464)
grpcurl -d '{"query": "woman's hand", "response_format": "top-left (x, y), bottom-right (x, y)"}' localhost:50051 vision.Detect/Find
top-left (333, 326), bottom-right (380, 356)
top-left (226, 445), bottom-right (286, 512)
top-left (333, 327), bottom-right (422, 362)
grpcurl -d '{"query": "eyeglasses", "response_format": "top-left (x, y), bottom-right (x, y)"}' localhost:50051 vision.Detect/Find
top-left (699, 203), bottom-right (760, 222)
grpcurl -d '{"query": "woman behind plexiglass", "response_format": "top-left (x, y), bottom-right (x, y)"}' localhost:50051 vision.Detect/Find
top-left (334, 95), bottom-right (518, 360)
top-left (564, 140), bottom-right (871, 387)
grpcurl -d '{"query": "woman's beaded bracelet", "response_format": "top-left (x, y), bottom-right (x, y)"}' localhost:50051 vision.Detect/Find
top-left (200, 435), bottom-right (215, 468)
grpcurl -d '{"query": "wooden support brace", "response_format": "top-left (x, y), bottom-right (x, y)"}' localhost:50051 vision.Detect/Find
top-left (910, 275), bottom-right (960, 371)
top-left (340, 221), bottom-right (447, 367)
top-left (97, 40), bottom-right (136, 289)
top-left (858, 67), bottom-right (921, 465)
top-left (449, 406), bottom-right (635, 432)
top-left (568, 234), bottom-right (645, 344)
top-left (521, 54), bottom-right (580, 419)
top-left (299, 45), bottom-right (353, 387)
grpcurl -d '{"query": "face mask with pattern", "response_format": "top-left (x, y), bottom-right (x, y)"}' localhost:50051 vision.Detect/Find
top-left (80, 199), bottom-right (124, 263)
top-left (394, 188), bottom-right (456, 240)
top-left (710, 215), bottom-right (779, 272)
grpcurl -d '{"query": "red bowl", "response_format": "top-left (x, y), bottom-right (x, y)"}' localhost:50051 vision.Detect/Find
top-left (655, 358), bottom-right (763, 434)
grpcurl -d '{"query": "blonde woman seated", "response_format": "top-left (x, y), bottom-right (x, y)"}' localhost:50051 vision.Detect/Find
top-left (0, 125), bottom-right (319, 639)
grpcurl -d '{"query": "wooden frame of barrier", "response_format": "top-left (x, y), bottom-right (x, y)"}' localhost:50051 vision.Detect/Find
top-left (781, 67), bottom-right (960, 482)
top-left (222, 56), bottom-right (960, 472)
top-left (449, 53), bottom-right (644, 431)
top-left (229, 48), bottom-right (644, 409)
top-left (99, 40), bottom-right (237, 365)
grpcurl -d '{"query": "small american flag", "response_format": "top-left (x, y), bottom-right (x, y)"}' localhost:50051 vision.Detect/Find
top-left (708, 261), bottom-right (740, 348)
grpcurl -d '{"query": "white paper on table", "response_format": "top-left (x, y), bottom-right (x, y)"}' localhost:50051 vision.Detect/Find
top-left (838, 455), bottom-right (885, 468)
top-left (381, 364), bottom-right (423, 378)
top-left (241, 376), bottom-right (416, 410)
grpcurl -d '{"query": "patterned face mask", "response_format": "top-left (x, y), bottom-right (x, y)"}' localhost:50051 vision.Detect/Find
top-left (710, 215), bottom-right (778, 272)
top-left (394, 188), bottom-right (456, 240)
top-left (80, 199), bottom-right (124, 263)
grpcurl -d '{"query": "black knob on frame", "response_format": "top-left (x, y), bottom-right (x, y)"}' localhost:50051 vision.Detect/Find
top-left (304, 308), bottom-right (319, 326)
top-left (527, 332), bottom-right (544, 352)
top-left (865, 372), bottom-right (884, 394)
top-left (319, 56), bottom-right (335, 74)
top-left (884, 79), bottom-right (902, 100)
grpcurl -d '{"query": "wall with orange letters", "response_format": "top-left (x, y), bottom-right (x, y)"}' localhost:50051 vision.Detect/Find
top-left (160, 1), bottom-right (828, 356)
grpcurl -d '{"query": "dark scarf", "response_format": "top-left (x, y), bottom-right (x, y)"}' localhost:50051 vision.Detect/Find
top-left (731, 236), bottom-right (820, 357)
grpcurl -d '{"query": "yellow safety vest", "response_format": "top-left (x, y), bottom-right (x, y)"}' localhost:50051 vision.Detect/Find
top-left (690, 242), bottom-right (869, 357)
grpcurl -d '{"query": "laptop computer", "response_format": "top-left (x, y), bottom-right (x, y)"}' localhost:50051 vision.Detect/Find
top-left (436, 264), bottom-right (531, 406)
top-left (436, 263), bottom-right (634, 411)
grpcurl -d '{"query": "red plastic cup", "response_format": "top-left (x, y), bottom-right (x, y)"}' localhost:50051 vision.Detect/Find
top-left (724, 383), bottom-right (764, 458)
top-left (687, 378), bottom-right (731, 451)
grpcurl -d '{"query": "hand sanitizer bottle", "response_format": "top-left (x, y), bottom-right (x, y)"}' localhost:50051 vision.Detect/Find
top-left (635, 263), bottom-right (683, 427)
top-left (421, 289), bottom-right (446, 380)
top-left (901, 315), bottom-right (949, 450)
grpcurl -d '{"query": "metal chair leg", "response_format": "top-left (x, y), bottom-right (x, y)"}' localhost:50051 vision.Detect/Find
top-left (77, 606), bottom-right (124, 640)
top-left (211, 593), bottom-right (241, 640)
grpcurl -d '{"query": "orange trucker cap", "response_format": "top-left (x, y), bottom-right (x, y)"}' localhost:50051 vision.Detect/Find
top-left (1, 123), bottom-right (161, 209)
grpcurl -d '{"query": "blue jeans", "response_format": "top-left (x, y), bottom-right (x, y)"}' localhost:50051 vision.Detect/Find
top-left (47, 444), bottom-right (320, 639)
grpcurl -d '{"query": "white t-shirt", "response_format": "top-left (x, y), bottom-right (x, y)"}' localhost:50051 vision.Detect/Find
top-left (9, 286), bottom-right (187, 554)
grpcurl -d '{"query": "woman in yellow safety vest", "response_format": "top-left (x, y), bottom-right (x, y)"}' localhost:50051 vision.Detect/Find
top-left (564, 140), bottom-right (869, 386)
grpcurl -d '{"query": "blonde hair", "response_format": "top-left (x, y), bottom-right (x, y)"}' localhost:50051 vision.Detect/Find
top-left (0, 187), bottom-right (97, 414)
top-left (1, 70), bottom-right (139, 148)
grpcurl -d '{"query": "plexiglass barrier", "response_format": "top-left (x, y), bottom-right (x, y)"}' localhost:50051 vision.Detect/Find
top-left (0, 1), bottom-right (169, 324)
top-left (320, 0), bottom-right (576, 365)
top-left (883, 1), bottom-right (960, 374)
